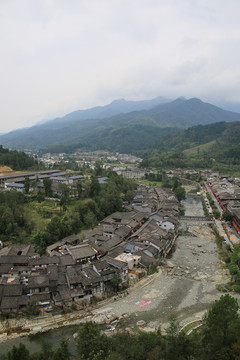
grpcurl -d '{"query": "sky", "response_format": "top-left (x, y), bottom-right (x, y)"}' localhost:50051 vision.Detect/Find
top-left (1, 0), bottom-right (240, 133)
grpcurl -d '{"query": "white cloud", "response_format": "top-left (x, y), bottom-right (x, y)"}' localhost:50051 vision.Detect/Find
top-left (0, 0), bottom-right (240, 132)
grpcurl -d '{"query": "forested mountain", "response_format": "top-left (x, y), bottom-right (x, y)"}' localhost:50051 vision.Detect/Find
top-left (0, 97), bottom-right (240, 152)
top-left (37, 96), bottom-right (171, 126)
top-left (140, 121), bottom-right (240, 171)
top-left (0, 145), bottom-right (37, 170)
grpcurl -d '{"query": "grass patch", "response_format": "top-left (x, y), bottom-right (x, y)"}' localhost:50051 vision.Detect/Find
top-left (23, 205), bottom-right (46, 231)
top-left (104, 162), bottom-right (136, 167)
top-left (136, 179), bottom-right (162, 187)
top-left (183, 140), bottom-right (216, 157)
top-left (147, 264), bottom-right (158, 275)
top-left (23, 199), bottom-right (64, 235)
top-left (182, 320), bottom-right (202, 334)
top-left (216, 284), bottom-right (228, 292)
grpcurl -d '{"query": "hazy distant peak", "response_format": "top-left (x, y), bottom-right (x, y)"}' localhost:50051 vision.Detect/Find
top-left (188, 97), bottom-right (203, 102)
top-left (110, 98), bottom-right (126, 104)
top-left (176, 96), bottom-right (187, 101)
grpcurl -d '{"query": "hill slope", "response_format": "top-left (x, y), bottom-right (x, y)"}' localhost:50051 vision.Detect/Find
top-left (0, 97), bottom-right (240, 152)
top-left (140, 121), bottom-right (240, 172)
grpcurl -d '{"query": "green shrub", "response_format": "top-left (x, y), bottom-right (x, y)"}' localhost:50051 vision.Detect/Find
top-left (232, 284), bottom-right (240, 293)
top-left (147, 264), bottom-right (158, 275)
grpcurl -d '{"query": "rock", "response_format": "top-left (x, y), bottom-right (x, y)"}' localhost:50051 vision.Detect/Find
top-left (138, 326), bottom-right (154, 333)
top-left (92, 311), bottom-right (118, 325)
top-left (92, 314), bottom-right (107, 324)
top-left (105, 312), bottom-right (118, 324)
top-left (166, 261), bottom-right (175, 268)
top-left (137, 320), bottom-right (146, 327)
top-left (119, 313), bottom-right (128, 320)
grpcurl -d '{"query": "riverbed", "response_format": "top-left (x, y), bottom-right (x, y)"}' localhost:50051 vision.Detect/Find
top-left (0, 195), bottom-right (232, 354)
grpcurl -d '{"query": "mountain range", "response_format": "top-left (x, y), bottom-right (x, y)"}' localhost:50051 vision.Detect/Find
top-left (0, 97), bottom-right (240, 154)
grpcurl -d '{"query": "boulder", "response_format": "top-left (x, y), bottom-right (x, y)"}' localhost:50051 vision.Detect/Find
top-left (137, 320), bottom-right (146, 327)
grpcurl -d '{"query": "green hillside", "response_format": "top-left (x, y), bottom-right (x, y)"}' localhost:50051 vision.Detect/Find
top-left (140, 122), bottom-right (240, 173)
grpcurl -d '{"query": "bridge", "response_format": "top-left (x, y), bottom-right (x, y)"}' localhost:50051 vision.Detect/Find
top-left (179, 216), bottom-right (213, 223)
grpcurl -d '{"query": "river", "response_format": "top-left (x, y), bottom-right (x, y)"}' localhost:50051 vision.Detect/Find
top-left (181, 194), bottom-right (204, 216)
top-left (0, 325), bottom-right (79, 355)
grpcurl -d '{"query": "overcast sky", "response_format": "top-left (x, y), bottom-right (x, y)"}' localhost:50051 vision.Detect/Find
top-left (1, 0), bottom-right (240, 133)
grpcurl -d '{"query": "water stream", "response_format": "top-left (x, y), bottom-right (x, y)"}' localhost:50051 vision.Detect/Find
top-left (0, 325), bottom-right (78, 356)
top-left (182, 194), bottom-right (204, 216)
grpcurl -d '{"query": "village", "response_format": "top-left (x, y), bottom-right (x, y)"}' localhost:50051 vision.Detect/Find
top-left (0, 164), bottom-right (240, 317)
top-left (0, 179), bottom-right (179, 313)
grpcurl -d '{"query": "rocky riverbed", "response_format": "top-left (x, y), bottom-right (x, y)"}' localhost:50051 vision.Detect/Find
top-left (97, 223), bottom-right (231, 333)
top-left (0, 221), bottom-right (234, 348)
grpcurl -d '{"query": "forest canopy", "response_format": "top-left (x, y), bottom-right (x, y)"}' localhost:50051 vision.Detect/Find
top-left (0, 145), bottom-right (37, 170)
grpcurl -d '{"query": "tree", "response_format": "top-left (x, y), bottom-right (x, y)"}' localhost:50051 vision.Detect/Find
top-left (7, 343), bottom-right (30, 360)
top-left (202, 294), bottom-right (240, 359)
top-left (76, 180), bottom-right (83, 199)
top-left (60, 196), bottom-right (68, 212)
top-left (124, 190), bottom-right (135, 203)
top-left (43, 178), bottom-right (52, 197)
top-left (57, 182), bottom-right (70, 199)
top-left (83, 211), bottom-right (97, 229)
top-left (47, 215), bottom-right (67, 243)
top-left (94, 161), bottom-right (103, 176)
top-left (111, 273), bottom-right (120, 292)
top-left (52, 339), bottom-right (70, 360)
top-left (163, 313), bottom-right (192, 360)
top-left (37, 339), bottom-right (53, 360)
top-left (24, 177), bottom-right (30, 194)
top-left (223, 210), bottom-right (232, 222)
top-left (31, 230), bottom-right (49, 255)
top-left (90, 176), bottom-right (101, 198)
top-left (77, 322), bottom-right (108, 360)
top-left (172, 178), bottom-right (180, 191)
top-left (23, 300), bottom-right (40, 316)
top-left (36, 191), bottom-right (45, 203)
top-left (173, 186), bottom-right (186, 201)
top-left (213, 209), bottom-right (220, 219)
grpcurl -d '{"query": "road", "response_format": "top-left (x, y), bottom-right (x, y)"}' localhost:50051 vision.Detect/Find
top-left (204, 182), bottom-right (223, 215)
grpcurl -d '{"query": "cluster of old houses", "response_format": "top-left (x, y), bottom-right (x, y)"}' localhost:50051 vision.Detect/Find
top-left (206, 174), bottom-right (240, 233)
top-left (0, 184), bottom-right (179, 312)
